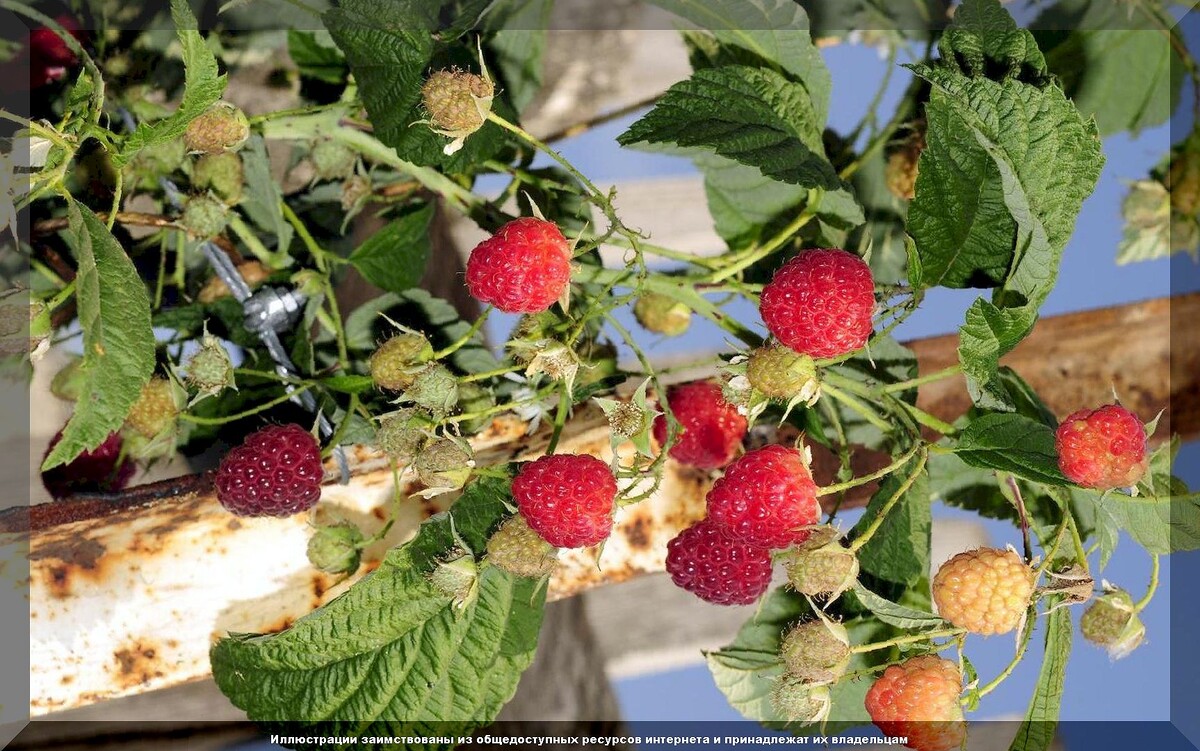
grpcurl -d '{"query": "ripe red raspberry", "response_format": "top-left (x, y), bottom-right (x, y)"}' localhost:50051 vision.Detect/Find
top-left (465, 218), bottom-right (571, 313)
top-left (759, 249), bottom-right (875, 359)
top-left (665, 520), bottom-right (773, 605)
top-left (29, 16), bottom-right (83, 88)
top-left (215, 424), bottom-right (324, 517)
top-left (932, 547), bottom-right (1034, 635)
top-left (1055, 404), bottom-right (1148, 490)
top-left (864, 655), bottom-right (966, 751)
top-left (652, 380), bottom-right (748, 469)
top-left (511, 454), bottom-right (616, 548)
top-left (706, 445), bottom-right (820, 549)
top-left (41, 430), bottom-right (134, 499)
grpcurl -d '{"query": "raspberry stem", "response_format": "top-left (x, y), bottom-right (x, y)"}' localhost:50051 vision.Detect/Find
top-left (180, 384), bottom-right (314, 425)
top-left (706, 201), bottom-right (818, 284)
top-left (971, 605), bottom-right (1036, 701)
top-left (817, 443), bottom-right (923, 497)
top-left (1133, 554), bottom-right (1160, 612)
top-left (848, 450), bottom-right (928, 553)
top-left (849, 627), bottom-right (965, 654)
top-left (819, 380), bottom-right (893, 433)
top-left (878, 364), bottom-right (963, 394)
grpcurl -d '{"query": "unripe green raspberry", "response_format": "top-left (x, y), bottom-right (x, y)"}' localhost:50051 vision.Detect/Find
top-left (181, 194), bottom-right (229, 238)
top-left (746, 344), bottom-right (820, 403)
top-left (184, 102), bottom-right (250, 154)
top-left (429, 550), bottom-right (478, 607)
top-left (192, 152), bottom-right (244, 203)
top-left (403, 363), bottom-right (459, 416)
top-left (771, 678), bottom-right (831, 726)
top-left (633, 293), bottom-right (691, 336)
top-left (375, 408), bottom-right (429, 460)
top-left (421, 69), bottom-right (494, 138)
top-left (1080, 588), bottom-right (1145, 659)
top-left (306, 520), bottom-right (364, 575)
top-left (1168, 150), bottom-right (1200, 216)
top-left (782, 538), bottom-right (859, 601)
top-left (310, 139), bottom-right (357, 181)
top-left (126, 137), bottom-right (186, 190)
top-left (779, 619), bottom-right (851, 685)
top-left (486, 515), bottom-right (558, 579)
top-left (184, 333), bottom-right (235, 400)
top-left (124, 377), bottom-right (181, 439)
top-left (414, 439), bottom-right (474, 493)
top-left (370, 333), bottom-right (434, 391)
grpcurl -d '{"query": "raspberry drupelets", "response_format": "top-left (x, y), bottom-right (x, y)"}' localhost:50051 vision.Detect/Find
top-left (652, 380), bottom-right (748, 469)
top-left (932, 547), bottom-right (1034, 635)
top-left (706, 444), bottom-right (820, 549)
top-left (665, 520), bottom-right (773, 605)
top-left (215, 424), bottom-right (325, 517)
top-left (865, 655), bottom-right (966, 751)
top-left (465, 217), bottom-right (572, 313)
top-left (511, 454), bottom-right (616, 548)
top-left (41, 430), bottom-right (134, 499)
top-left (759, 249), bottom-right (875, 359)
top-left (1054, 403), bottom-right (1148, 489)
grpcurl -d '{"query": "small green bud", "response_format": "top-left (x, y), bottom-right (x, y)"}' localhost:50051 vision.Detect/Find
top-left (192, 152), bottom-right (244, 203)
top-left (779, 619), bottom-right (851, 685)
top-left (414, 439), bottom-right (474, 494)
top-left (771, 678), bottom-right (831, 726)
top-left (429, 550), bottom-right (478, 608)
top-left (375, 408), bottom-right (430, 460)
top-left (370, 333), bottom-right (434, 391)
top-left (306, 520), bottom-right (364, 574)
top-left (183, 102), bottom-right (250, 154)
top-left (403, 363), bottom-right (459, 417)
top-left (310, 139), bottom-right (357, 181)
top-left (1080, 587), bottom-right (1146, 660)
top-left (184, 333), bottom-right (235, 401)
top-left (181, 194), bottom-right (229, 238)
top-left (633, 293), bottom-right (691, 336)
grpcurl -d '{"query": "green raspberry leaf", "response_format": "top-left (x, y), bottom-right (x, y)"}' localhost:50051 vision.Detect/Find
top-left (956, 300), bottom-right (1037, 410)
top-left (349, 203), bottom-right (435, 294)
top-left (705, 587), bottom-right (886, 733)
top-left (286, 30), bottom-right (347, 84)
top-left (1036, 0), bottom-right (1185, 136)
top-left (955, 413), bottom-right (1069, 486)
top-left (850, 456), bottom-right (931, 586)
top-left (618, 66), bottom-right (840, 192)
top-left (211, 472), bottom-right (545, 733)
top-left (239, 136), bottom-right (293, 261)
top-left (116, 0), bottom-right (226, 166)
top-left (42, 202), bottom-right (155, 470)
top-left (1009, 607), bottom-right (1071, 751)
top-left (848, 583), bottom-right (950, 631)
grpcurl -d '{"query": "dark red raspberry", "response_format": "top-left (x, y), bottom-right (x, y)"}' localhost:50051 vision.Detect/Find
top-left (652, 380), bottom-right (748, 469)
top-left (215, 424), bottom-right (325, 517)
top-left (41, 430), bottom-right (134, 499)
top-left (759, 249), bottom-right (875, 359)
top-left (706, 444), bottom-right (820, 549)
top-left (465, 217), bottom-right (572, 313)
top-left (29, 16), bottom-right (83, 87)
top-left (512, 454), bottom-right (616, 548)
top-left (1055, 404), bottom-right (1148, 490)
top-left (665, 520), bottom-right (773, 605)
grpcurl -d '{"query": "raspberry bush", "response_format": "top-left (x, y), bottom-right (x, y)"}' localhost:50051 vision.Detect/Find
top-left (10, 0), bottom-right (1197, 746)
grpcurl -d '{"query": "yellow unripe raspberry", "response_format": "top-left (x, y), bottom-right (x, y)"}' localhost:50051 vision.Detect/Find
top-left (932, 547), bottom-right (1034, 635)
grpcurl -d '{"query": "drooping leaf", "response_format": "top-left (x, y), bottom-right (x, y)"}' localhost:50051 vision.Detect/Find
top-left (851, 456), bottom-right (932, 585)
top-left (211, 473), bottom-right (545, 735)
top-left (849, 583), bottom-right (950, 631)
top-left (42, 202), bottom-right (155, 470)
top-left (348, 203), bottom-right (435, 294)
top-left (954, 413), bottom-right (1069, 486)
top-left (1009, 607), bottom-right (1071, 751)
top-left (239, 135), bottom-right (294, 259)
top-left (116, 0), bottom-right (227, 165)
top-left (956, 300), bottom-right (1037, 410)
top-left (287, 29), bottom-right (347, 84)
